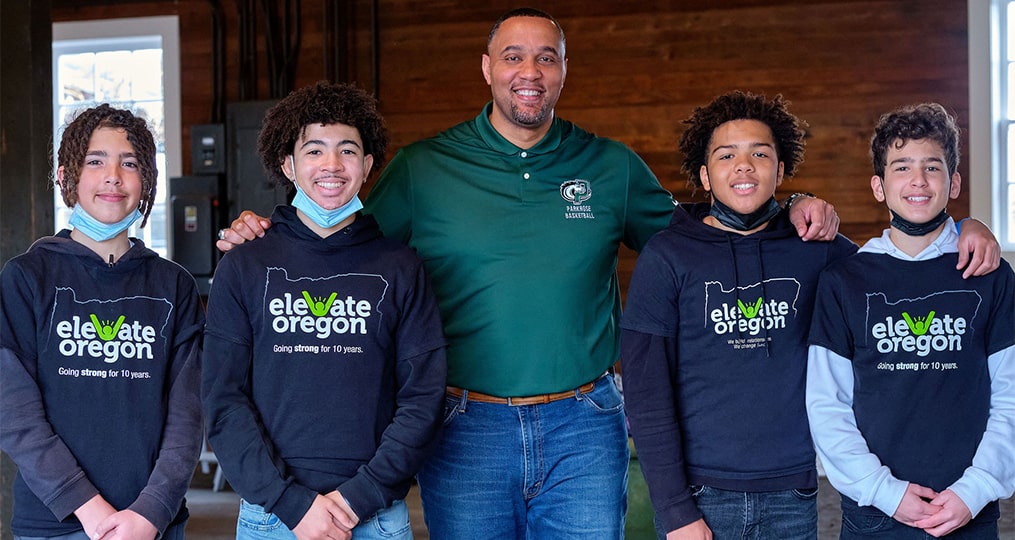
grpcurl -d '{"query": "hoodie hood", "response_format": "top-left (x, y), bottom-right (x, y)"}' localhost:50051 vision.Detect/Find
top-left (29, 230), bottom-right (159, 274)
top-left (859, 216), bottom-right (959, 260)
top-left (269, 205), bottom-right (384, 251)
top-left (670, 202), bottom-right (796, 243)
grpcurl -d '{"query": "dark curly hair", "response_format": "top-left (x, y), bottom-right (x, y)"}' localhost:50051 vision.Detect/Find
top-left (56, 104), bottom-right (158, 227)
top-left (258, 81), bottom-right (389, 189)
top-left (679, 91), bottom-right (807, 188)
top-left (870, 103), bottom-right (959, 179)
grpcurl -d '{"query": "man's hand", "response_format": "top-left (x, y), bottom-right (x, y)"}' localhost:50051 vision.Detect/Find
top-left (665, 518), bottom-right (713, 540)
top-left (913, 489), bottom-right (972, 538)
top-left (291, 494), bottom-right (353, 540)
top-left (93, 509), bottom-right (157, 540)
top-left (216, 210), bottom-right (273, 253)
top-left (892, 483), bottom-right (940, 527)
top-left (956, 218), bottom-right (1001, 278)
top-left (787, 195), bottom-right (839, 241)
top-left (74, 494), bottom-right (117, 539)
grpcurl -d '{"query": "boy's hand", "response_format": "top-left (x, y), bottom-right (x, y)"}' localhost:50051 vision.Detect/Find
top-left (956, 218), bottom-right (1001, 278)
top-left (892, 483), bottom-right (940, 526)
top-left (788, 195), bottom-right (839, 242)
top-left (93, 509), bottom-right (157, 540)
top-left (73, 494), bottom-right (116, 539)
top-left (216, 211), bottom-right (273, 253)
top-left (914, 489), bottom-right (972, 538)
top-left (666, 518), bottom-right (713, 539)
top-left (292, 494), bottom-right (352, 540)
top-left (323, 491), bottom-right (360, 529)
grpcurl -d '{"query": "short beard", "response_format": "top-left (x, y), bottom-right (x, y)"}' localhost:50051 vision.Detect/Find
top-left (510, 102), bottom-right (550, 126)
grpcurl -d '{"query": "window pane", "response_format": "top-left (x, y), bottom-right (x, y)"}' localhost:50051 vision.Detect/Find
top-left (1009, 1), bottom-right (1015, 60)
top-left (133, 101), bottom-right (165, 149)
top-left (1009, 63), bottom-right (1015, 120)
top-left (94, 50), bottom-right (133, 101)
top-left (131, 49), bottom-right (163, 100)
top-left (57, 52), bottom-right (95, 104)
top-left (1009, 183), bottom-right (1015, 245)
top-left (1009, 124), bottom-right (1015, 244)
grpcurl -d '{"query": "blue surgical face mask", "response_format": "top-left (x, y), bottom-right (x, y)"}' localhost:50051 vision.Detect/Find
top-left (291, 184), bottom-right (363, 229)
top-left (68, 204), bottom-right (141, 242)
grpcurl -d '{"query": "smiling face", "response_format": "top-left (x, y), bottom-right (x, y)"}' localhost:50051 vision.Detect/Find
top-left (871, 137), bottom-right (960, 225)
top-left (482, 15), bottom-right (567, 145)
top-left (280, 122), bottom-right (373, 211)
top-left (700, 119), bottom-right (785, 215)
top-left (60, 126), bottom-right (143, 224)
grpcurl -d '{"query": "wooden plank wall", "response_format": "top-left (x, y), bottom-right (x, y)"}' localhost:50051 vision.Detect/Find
top-left (53, 0), bottom-right (970, 283)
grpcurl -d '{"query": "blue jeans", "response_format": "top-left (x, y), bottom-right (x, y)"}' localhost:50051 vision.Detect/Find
top-left (657, 485), bottom-right (817, 540)
top-left (839, 498), bottom-right (999, 539)
top-left (235, 499), bottom-right (412, 540)
top-left (416, 374), bottom-right (629, 540)
top-left (15, 519), bottom-right (186, 540)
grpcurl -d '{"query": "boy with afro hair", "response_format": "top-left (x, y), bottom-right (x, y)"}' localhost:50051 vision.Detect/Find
top-left (621, 90), bottom-right (857, 539)
top-left (202, 81), bottom-right (446, 540)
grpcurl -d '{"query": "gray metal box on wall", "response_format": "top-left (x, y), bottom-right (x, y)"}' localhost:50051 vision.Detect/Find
top-left (169, 175), bottom-right (219, 295)
top-left (226, 100), bottom-right (288, 222)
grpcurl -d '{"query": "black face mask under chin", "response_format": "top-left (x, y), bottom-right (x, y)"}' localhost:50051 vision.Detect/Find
top-left (889, 209), bottom-right (950, 236)
top-left (708, 196), bottom-right (781, 232)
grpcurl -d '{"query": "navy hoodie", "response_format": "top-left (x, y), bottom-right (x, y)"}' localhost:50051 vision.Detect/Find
top-left (0, 231), bottom-right (204, 537)
top-left (202, 207), bottom-right (446, 529)
top-left (620, 203), bottom-right (856, 532)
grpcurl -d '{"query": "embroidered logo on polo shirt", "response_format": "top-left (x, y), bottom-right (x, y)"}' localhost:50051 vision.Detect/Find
top-left (560, 179), bottom-right (595, 219)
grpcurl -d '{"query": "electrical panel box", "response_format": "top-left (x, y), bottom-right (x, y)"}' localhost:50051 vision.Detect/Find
top-left (169, 175), bottom-right (219, 295)
top-left (191, 124), bottom-right (226, 175)
top-left (226, 101), bottom-right (289, 222)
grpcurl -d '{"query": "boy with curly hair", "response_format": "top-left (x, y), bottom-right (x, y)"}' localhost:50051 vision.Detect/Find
top-left (1, 104), bottom-right (204, 540)
top-left (202, 81), bottom-right (446, 540)
top-left (621, 91), bottom-right (858, 539)
top-left (807, 103), bottom-right (1015, 539)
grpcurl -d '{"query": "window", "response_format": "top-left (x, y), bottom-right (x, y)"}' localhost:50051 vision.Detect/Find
top-left (52, 16), bottom-right (181, 257)
top-left (1004, 1), bottom-right (1014, 247)
top-left (968, 0), bottom-right (1015, 256)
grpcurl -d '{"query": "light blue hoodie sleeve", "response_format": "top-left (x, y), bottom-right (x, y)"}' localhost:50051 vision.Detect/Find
top-left (946, 345), bottom-right (1015, 516)
top-left (805, 344), bottom-right (909, 516)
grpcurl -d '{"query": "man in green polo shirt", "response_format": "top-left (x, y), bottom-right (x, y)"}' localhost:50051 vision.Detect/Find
top-left (217, 8), bottom-right (1002, 539)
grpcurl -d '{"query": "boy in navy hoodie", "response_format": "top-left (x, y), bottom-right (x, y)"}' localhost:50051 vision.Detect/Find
top-left (807, 103), bottom-right (1015, 539)
top-left (201, 82), bottom-right (446, 540)
top-left (0, 105), bottom-right (205, 540)
top-left (621, 91), bottom-right (859, 539)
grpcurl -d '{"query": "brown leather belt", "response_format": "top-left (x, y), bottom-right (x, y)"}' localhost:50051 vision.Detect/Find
top-left (446, 380), bottom-right (597, 406)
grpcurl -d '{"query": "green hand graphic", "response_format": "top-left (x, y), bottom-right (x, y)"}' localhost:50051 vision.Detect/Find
top-left (736, 297), bottom-right (764, 319)
top-left (301, 291), bottom-right (338, 317)
top-left (89, 314), bottom-right (125, 341)
top-left (901, 310), bottom-right (936, 336)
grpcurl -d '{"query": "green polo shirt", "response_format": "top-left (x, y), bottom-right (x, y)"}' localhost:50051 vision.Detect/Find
top-left (365, 103), bottom-right (673, 395)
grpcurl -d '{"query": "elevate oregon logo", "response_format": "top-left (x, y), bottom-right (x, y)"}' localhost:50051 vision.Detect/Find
top-left (871, 309), bottom-right (966, 357)
top-left (56, 313), bottom-right (157, 363)
top-left (269, 290), bottom-right (373, 338)
top-left (710, 296), bottom-right (790, 336)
